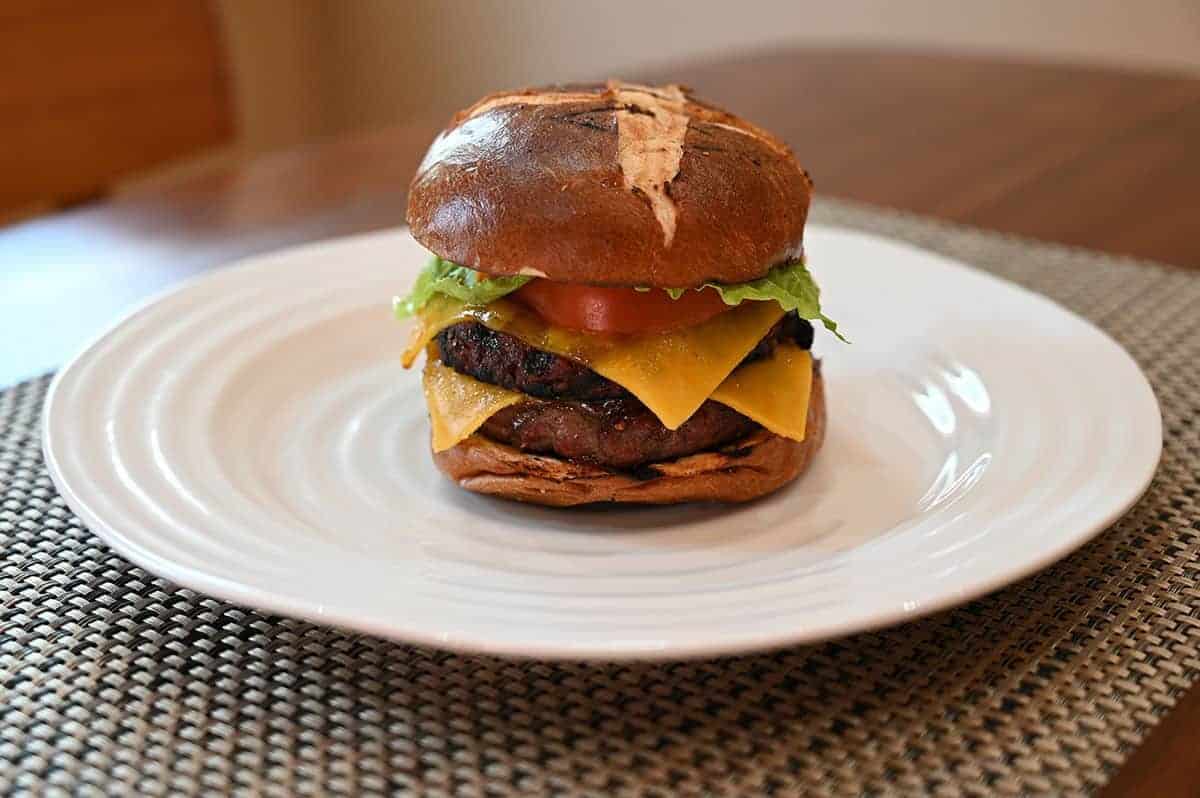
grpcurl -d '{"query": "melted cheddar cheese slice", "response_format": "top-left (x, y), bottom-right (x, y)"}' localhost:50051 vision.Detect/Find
top-left (422, 359), bottom-right (523, 452)
top-left (709, 343), bottom-right (812, 441)
top-left (403, 296), bottom-right (785, 430)
top-left (422, 345), bottom-right (814, 452)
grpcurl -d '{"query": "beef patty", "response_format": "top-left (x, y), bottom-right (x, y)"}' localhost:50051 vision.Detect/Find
top-left (436, 312), bottom-right (813, 400)
top-left (438, 311), bottom-right (815, 469)
top-left (480, 397), bottom-right (759, 469)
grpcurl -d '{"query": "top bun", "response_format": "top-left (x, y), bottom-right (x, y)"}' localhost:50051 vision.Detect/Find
top-left (407, 81), bottom-right (813, 288)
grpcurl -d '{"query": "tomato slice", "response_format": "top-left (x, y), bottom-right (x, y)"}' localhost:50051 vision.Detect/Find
top-left (512, 280), bottom-right (731, 334)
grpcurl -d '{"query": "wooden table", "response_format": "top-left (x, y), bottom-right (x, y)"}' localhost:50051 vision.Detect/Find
top-left (2, 47), bottom-right (1196, 794)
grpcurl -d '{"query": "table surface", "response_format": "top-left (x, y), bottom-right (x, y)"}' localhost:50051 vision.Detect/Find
top-left (2, 47), bottom-right (1197, 795)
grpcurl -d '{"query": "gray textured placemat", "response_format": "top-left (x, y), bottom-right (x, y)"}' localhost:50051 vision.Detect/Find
top-left (3, 198), bottom-right (1198, 797)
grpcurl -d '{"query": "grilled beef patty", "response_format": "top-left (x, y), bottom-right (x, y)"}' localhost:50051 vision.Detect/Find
top-left (435, 312), bottom-right (813, 400)
top-left (480, 397), bottom-right (758, 469)
top-left (436, 311), bottom-right (814, 468)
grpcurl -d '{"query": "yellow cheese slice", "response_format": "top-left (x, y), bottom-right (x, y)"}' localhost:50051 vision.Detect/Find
top-left (403, 295), bottom-right (785, 430)
top-left (709, 343), bottom-right (812, 441)
top-left (422, 345), bottom-right (814, 452)
top-left (422, 359), bottom-right (523, 452)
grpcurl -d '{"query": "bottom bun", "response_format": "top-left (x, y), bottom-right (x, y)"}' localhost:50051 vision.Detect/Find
top-left (432, 371), bottom-right (826, 507)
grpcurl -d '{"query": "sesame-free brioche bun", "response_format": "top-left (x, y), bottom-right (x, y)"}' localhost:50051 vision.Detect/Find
top-left (432, 371), bottom-right (825, 507)
top-left (407, 81), bottom-right (813, 288)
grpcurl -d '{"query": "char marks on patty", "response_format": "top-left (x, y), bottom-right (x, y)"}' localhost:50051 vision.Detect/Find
top-left (480, 397), bottom-right (759, 469)
top-left (435, 312), bottom-right (813, 401)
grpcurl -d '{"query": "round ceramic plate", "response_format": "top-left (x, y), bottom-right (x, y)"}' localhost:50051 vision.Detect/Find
top-left (43, 226), bottom-right (1161, 660)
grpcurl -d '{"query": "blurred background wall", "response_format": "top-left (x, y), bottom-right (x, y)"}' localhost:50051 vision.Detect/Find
top-left (214, 0), bottom-right (1200, 155)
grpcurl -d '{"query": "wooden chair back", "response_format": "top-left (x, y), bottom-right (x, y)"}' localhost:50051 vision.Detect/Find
top-left (0, 1), bottom-right (233, 218)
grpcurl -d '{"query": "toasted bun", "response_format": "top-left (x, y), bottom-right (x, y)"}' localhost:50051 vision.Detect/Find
top-left (408, 81), bottom-right (813, 288)
top-left (433, 371), bottom-right (825, 506)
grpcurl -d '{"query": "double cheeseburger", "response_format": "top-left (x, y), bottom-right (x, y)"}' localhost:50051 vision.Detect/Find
top-left (395, 81), bottom-right (841, 506)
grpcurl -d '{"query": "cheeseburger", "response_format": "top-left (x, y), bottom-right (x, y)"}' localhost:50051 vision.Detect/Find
top-left (395, 81), bottom-right (841, 506)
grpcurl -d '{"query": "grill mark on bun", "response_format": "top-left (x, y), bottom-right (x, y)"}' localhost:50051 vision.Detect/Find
top-left (691, 119), bottom-right (792, 158)
top-left (456, 90), bottom-right (606, 124)
top-left (630, 465), bottom-right (664, 482)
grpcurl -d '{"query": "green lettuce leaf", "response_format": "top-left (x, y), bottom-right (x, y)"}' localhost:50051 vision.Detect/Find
top-left (394, 255), bottom-right (844, 341)
top-left (639, 259), bottom-right (844, 341)
top-left (697, 259), bottom-right (845, 341)
top-left (393, 256), bottom-right (531, 319)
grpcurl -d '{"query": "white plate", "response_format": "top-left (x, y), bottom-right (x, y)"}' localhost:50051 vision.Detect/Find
top-left (43, 226), bottom-right (1161, 660)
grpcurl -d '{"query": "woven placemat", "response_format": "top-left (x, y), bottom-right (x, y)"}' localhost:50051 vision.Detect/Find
top-left (3, 198), bottom-right (1198, 797)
